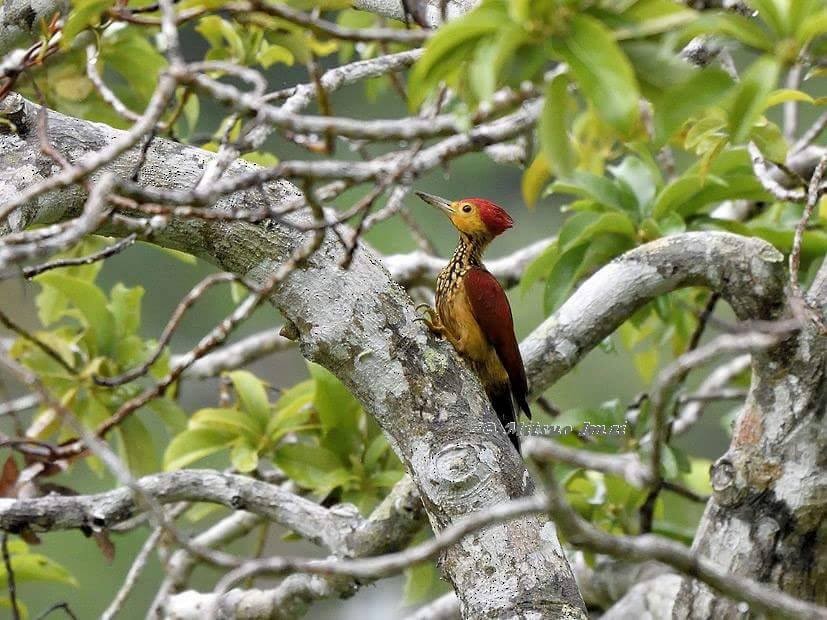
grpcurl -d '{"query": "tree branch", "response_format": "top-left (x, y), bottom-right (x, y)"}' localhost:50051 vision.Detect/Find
top-left (0, 98), bottom-right (585, 618)
top-left (521, 232), bottom-right (786, 397)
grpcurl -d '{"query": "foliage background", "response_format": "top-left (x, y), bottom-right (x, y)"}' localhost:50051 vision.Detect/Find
top-left (0, 0), bottom-right (825, 617)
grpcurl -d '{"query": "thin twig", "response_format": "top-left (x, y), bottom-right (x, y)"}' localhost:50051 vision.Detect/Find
top-left (2, 534), bottom-right (20, 620)
top-left (790, 153), bottom-right (827, 331)
top-left (0, 309), bottom-right (76, 375)
top-left (22, 235), bottom-right (137, 279)
top-left (33, 603), bottom-right (79, 620)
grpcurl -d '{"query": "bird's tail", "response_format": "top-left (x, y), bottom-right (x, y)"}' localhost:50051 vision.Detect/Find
top-left (488, 383), bottom-right (520, 453)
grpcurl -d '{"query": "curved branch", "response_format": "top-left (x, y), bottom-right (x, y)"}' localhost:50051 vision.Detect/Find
top-left (521, 232), bottom-right (786, 397)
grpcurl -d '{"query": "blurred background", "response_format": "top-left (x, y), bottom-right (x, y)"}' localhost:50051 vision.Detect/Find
top-left (0, 45), bottom-right (743, 620)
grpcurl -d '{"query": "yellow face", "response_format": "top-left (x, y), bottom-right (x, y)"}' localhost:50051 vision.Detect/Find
top-left (446, 200), bottom-right (493, 236)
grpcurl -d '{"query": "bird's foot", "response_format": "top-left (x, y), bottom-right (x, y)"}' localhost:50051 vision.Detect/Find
top-left (414, 304), bottom-right (446, 336)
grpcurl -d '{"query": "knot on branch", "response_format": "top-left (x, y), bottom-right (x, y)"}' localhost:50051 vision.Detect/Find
top-left (422, 441), bottom-right (500, 513)
top-left (0, 92), bottom-right (26, 134)
top-left (710, 457), bottom-right (747, 507)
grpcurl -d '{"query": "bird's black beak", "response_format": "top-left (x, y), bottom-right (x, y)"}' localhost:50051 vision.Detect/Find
top-left (416, 191), bottom-right (455, 215)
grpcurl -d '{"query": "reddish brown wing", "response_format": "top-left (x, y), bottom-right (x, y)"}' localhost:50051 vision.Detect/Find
top-left (464, 267), bottom-right (531, 419)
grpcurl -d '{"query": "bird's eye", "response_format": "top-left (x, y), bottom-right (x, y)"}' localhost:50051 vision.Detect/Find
top-left (461, 204), bottom-right (473, 213)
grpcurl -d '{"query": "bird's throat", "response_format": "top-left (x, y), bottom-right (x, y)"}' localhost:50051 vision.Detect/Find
top-left (450, 233), bottom-right (487, 269)
top-left (437, 233), bottom-right (489, 299)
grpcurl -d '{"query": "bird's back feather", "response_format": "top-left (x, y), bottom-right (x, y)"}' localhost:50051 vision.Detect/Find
top-left (464, 267), bottom-right (532, 422)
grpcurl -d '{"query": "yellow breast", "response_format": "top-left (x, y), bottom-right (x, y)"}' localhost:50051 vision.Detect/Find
top-left (436, 278), bottom-right (509, 387)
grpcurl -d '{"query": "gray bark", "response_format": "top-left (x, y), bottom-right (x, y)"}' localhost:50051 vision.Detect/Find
top-left (672, 312), bottom-right (827, 617)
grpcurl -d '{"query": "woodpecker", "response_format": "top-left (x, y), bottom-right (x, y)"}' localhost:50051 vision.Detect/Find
top-left (415, 191), bottom-right (531, 452)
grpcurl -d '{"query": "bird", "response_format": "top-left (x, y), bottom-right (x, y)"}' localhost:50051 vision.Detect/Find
top-left (414, 191), bottom-right (531, 452)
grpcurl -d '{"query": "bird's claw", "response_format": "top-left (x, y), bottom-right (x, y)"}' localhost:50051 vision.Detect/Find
top-left (415, 303), bottom-right (439, 321)
top-left (413, 304), bottom-right (445, 336)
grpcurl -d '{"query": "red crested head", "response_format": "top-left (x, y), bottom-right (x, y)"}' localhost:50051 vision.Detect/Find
top-left (463, 198), bottom-right (513, 237)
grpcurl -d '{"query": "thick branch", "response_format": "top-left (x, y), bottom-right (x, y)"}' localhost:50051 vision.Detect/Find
top-left (521, 232), bottom-right (786, 397)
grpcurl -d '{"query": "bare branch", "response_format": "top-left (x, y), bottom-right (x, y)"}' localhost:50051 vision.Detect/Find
top-left (523, 437), bottom-right (651, 489)
top-left (790, 152), bottom-right (827, 330)
top-left (179, 329), bottom-right (294, 379)
top-left (351, 0), bottom-right (477, 26)
top-left (244, 1), bottom-right (429, 43)
top-left (162, 477), bottom-right (425, 618)
top-left (0, 470), bottom-right (370, 551)
top-left (18, 234), bottom-right (136, 279)
top-left (1, 533), bottom-right (20, 620)
top-left (522, 232), bottom-right (786, 398)
top-left (672, 354), bottom-right (750, 436)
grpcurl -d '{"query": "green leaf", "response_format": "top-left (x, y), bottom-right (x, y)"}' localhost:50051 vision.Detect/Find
top-left (241, 152), bottom-right (279, 167)
top-left (370, 469), bottom-right (404, 488)
top-left (308, 363), bottom-right (360, 433)
top-left (228, 370), bottom-right (271, 427)
top-left (364, 434), bottom-right (390, 470)
top-left (257, 43), bottom-right (294, 68)
top-left (749, 0), bottom-right (790, 37)
top-left (615, 0), bottom-right (697, 40)
top-left (544, 244), bottom-right (588, 314)
top-left (539, 74), bottom-right (575, 179)
top-left (521, 153), bottom-right (552, 208)
top-left (230, 440), bottom-right (259, 473)
top-left (790, 0), bottom-right (824, 38)
top-left (551, 14), bottom-right (640, 135)
top-left (63, 0), bottom-right (114, 46)
top-left (164, 429), bottom-right (230, 470)
top-left (727, 56), bottom-right (781, 144)
top-left (682, 14), bottom-right (773, 51)
top-left (520, 240), bottom-right (558, 294)
top-left (796, 9), bottom-right (827, 44)
top-left (109, 283), bottom-right (143, 338)
top-left (608, 157), bottom-right (660, 214)
top-left (146, 244), bottom-right (198, 264)
top-left (35, 273), bottom-right (116, 355)
top-left (660, 445), bottom-right (680, 478)
top-left (148, 397), bottom-right (188, 433)
top-left (182, 93), bottom-right (200, 135)
top-left (633, 347), bottom-right (659, 382)
top-left (558, 212), bottom-right (636, 253)
top-left (0, 550), bottom-right (77, 588)
top-left (408, 5), bottom-right (505, 109)
top-left (550, 172), bottom-right (636, 214)
top-left (750, 121), bottom-right (788, 163)
top-left (544, 233), bottom-right (633, 314)
top-left (652, 175), bottom-right (726, 219)
top-left (269, 381), bottom-right (313, 422)
top-left (190, 407), bottom-right (262, 441)
top-left (403, 561), bottom-right (443, 605)
top-left (677, 174), bottom-right (767, 216)
top-left (101, 30), bottom-right (167, 102)
top-left (274, 443), bottom-right (350, 493)
top-left (0, 597), bottom-right (27, 618)
top-left (653, 68), bottom-right (733, 144)
top-left (765, 89), bottom-right (815, 107)
top-left (116, 415), bottom-right (157, 476)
